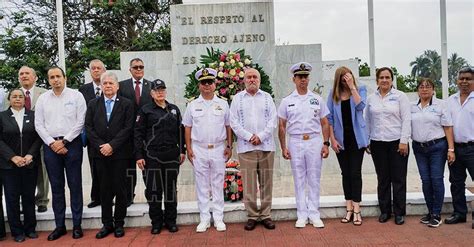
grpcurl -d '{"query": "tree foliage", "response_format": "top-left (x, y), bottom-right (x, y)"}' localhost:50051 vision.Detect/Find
top-left (0, 0), bottom-right (180, 90)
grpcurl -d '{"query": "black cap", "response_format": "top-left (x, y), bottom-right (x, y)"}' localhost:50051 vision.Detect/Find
top-left (151, 79), bottom-right (166, 90)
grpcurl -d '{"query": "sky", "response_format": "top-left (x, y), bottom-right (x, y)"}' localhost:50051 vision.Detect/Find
top-left (273, 0), bottom-right (473, 75)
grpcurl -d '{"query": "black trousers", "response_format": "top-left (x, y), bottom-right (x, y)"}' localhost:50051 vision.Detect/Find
top-left (448, 144), bottom-right (474, 217)
top-left (370, 140), bottom-right (409, 216)
top-left (95, 158), bottom-right (128, 227)
top-left (143, 147), bottom-right (180, 227)
top-left (126, 159), bottom-right (137, 203)
top-left (1, 168), bottom-right (38, 237)
top-left (336, 148), bottom-right (365, 202)
top-left (0, 175), bottom-right (7, 238)
top-left (87, 145), bottom-right (101, 203)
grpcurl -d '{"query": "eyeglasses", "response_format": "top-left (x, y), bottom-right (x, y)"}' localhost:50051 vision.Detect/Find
top-left (200, 80), bottom-right (214, 85)
top-left (131, 65), bottom-right (144, 70)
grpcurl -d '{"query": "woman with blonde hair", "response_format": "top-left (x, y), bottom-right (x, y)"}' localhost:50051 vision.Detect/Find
top-left (327, 66), bottom-right (368, 226)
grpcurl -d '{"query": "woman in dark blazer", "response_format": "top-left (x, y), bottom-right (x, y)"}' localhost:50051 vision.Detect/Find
top-left (0, 89), bottom-right (42, 242)
top-left (327, 66), bottom-right (368, 226)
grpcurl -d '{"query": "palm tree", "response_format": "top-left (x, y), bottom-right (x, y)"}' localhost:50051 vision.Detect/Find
top-left (409, 55), bottom-right (430, 78)
top-left (448, 53), bottom-right (469, 87)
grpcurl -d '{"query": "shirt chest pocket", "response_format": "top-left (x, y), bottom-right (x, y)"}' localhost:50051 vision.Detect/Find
top-left (286, 104), bottom-right (298, 119)
top-left (191, 109), bottom-right (205, 125)
top-left (64, 102), bottom-right (76, 116)
top-left (212, 107), bottom-right (225, 124)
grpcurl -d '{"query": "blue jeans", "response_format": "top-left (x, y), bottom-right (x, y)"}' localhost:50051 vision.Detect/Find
top-left (43, 137), bottom-right (83, 228)
top-left (412, 139), bottom-right (447, 216)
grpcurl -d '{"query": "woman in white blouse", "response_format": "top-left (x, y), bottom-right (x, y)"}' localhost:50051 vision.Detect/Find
top-left (411, 78), bottom-right (455, 228)
top-left (365, 67), bottom-right (411, 225)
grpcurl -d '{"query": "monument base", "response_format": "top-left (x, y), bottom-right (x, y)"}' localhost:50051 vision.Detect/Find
top-left (5, 191), bottom-right (472, 232)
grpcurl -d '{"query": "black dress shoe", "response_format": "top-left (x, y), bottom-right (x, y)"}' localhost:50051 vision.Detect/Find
top-left (14, 234), bottom-right (26, 242)
top-left (378, 213), bottom-right (391, 223)
top-left (244, 219), bottom-right (258, 231)
top-left (96, 226), bottom-right (114, 239)
top-left (47, 227), bottom-right (67, 241)
top-left (261, 218), bottom-right (276, 230)
top-left (87, 201), bottom-right (101, 208)
top-left (72, 226), bottom-right (84, 239)
top-left (151, 226), bottom-right (162, 235)
top-left (166, 224), bottom-right (179, 233)
top-left (395, 215), bottom-right (405, 225)
top-left (26, 232), bottom-right (38, 239)
top-left (126, 200), bottom-right (133, 208)
top-left (37, 205), bottom-right (47, 213)
top-left (444, 214), bottom-right (466, 224)
top-left (114, 226), bottom-right (125, 238)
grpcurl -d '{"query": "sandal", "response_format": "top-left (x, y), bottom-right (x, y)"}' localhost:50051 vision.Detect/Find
top-left (341, 209), bottom-right (353, 223)
top-left (353, 211), bottom-right (362, 226)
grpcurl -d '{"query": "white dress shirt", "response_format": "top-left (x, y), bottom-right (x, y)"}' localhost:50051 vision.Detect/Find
top-left (447, 91), bottom-right (474, 143)
top-left (34, 87), bottom-right (87, 145)
top-left (182, 95), bottom-right (230, 144)
top-left (411, 96), bottom-right (452, 143)
top-left (365, 88), bottom-right (411, 143)
top-left (230, 89), bottom-right (277, 153)
top-left (278, 90), bottom-right (329, 135)
top-left (11, 108), bottom-right (25, 133)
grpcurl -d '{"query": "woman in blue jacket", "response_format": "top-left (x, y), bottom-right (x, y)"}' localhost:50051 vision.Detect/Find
top-left (327, 66), bottom-right (369, 226)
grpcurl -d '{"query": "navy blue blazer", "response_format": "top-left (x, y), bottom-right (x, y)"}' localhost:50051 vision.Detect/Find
top-left (327, 85), bottom-right (369, 149)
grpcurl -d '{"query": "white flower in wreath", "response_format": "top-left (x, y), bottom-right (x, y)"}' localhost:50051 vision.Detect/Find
top-left (219, 61), bottom-right (225, 67)
top-left (218, 71), bottom-right (224, 78)
top-left (239, 71), bottom-right (245, 78)
top-left (238, 62), bottom-right (244, 68)
top-left (230, 59), bottom-right (236, 65)
top-left (229, 84), bottom-right (235, 89)
top-left (229, 69), bottom-right (236, 76)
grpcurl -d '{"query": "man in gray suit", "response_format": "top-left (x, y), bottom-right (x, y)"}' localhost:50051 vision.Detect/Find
top-left (5, 66), bottom-right (50, 213)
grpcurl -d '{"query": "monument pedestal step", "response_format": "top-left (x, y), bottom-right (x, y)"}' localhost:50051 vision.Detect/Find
top-left (0, 191), bottom-right (461, 231)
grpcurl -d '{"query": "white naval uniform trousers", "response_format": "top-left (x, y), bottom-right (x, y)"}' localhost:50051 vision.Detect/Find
top-left (289, 133), bottom-right (323, 221)
top-left (193, 142), bottom-right (226, 222)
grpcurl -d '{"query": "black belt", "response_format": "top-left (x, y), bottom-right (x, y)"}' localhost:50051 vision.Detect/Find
top-left (455, 141), bottom-right (474, 147)
top-left (53, 136), bottom-right (65, 141)
top-left (413, 137), bottom-right (446, 148)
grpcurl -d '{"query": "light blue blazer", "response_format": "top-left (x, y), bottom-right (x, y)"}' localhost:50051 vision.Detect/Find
top-left (327, 85), bottom-right (369, 149)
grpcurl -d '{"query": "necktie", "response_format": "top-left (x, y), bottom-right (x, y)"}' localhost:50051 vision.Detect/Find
top-left (95, 87), bottom-right (101, 98)
top-left (25, 90), bottom-right (31, 110)
top-left (134, 81), bottom-right (141, 105)
top-left (106, 99), bottom-right (113, 122)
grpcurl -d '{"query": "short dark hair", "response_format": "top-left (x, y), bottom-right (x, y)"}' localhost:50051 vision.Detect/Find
top-left (7, 88), bottom-right (25, 101)
top-left (376, 67), bottom-right (393, 80)
top-left (129, 58), bottom-right (144, 67)
top-left (416, 77), bottom-right (435, 90)
top-left (47, 66), bottom-right (66, 77)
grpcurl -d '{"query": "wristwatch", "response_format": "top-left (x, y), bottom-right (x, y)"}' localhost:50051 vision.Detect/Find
top-left (323, 141), bottom-right (330, 147)
top-left (62, 139), bottom-right (69, 145)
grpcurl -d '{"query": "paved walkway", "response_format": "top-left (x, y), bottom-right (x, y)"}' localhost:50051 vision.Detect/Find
top-left (1, 215), bottom-right (473, 246)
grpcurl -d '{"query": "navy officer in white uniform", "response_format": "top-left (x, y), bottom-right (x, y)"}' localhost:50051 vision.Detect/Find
top-left (182, 68), bottom-right (232, 233)
top-left (278, 62), bottom-right (330, 228)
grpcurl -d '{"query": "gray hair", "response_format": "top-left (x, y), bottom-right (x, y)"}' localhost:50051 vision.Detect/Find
top-left (18, 66), bottom-right (37, 78)
top-left (100, 71), bottom-right (119, 85)
top-left (89, 59), bottom-right (106, 70)
top-left (457, 66), bottom-right (474, 78)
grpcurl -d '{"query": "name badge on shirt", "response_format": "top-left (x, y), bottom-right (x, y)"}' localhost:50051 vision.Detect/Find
top-left (171, 109), bottom-right (177, 115)
top-left (26, 120), bottom-right (30, 123)
top-left (213, 105), bottom-right (224, 115)
top-left (388, 97), bottom-right (398, 102)
top-left (310, 98), bottom-right (319, 105)
top-left (195, 108), bottom-right (203, 111)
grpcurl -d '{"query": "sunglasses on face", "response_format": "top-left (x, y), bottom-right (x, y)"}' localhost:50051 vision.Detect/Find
top-left (200, 80), bottom-right (214, 85)
top-left (131, 65), bottom-right (144, 70)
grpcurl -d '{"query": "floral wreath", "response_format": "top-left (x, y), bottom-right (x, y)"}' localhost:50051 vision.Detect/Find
top-left (185, 48), bottom-right (274, 104)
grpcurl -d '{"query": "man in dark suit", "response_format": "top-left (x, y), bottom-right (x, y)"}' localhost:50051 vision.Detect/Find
top-left (118, 58), bottom-right (152, 207)
top-left (79, 59), bottom-right (106, 209)
top-left (85, 71), bottom-right (134, 239)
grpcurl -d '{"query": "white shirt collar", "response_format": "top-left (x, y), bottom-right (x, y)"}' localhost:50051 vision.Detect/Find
top-left (105, 94), bottom-right (117, 101)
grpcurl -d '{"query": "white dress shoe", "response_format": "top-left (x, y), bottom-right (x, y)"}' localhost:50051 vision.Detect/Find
top-left (214, 221), bottom-right (226, 231)
top-left (196, 221), bottom-right (210, 233)
top-left (295, 219), bottom-right (307, 228)
top-left (309, 218), bottom-right (325, 228)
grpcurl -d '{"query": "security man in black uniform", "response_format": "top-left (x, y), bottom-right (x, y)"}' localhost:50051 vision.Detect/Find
top-left (134, 79), bottom-right (185, 235)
